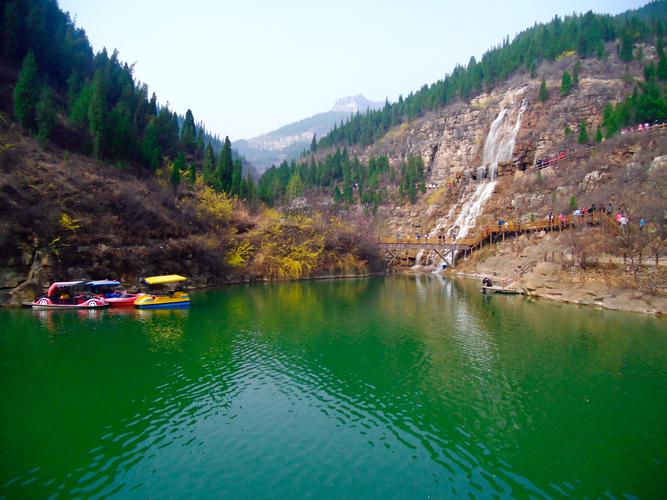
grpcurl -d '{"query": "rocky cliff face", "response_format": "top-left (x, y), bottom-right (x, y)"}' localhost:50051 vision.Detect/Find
top-left (325, 53), bottom-right (651, 240)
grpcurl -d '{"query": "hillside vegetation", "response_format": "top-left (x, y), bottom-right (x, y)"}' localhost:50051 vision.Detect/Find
top-left (0, 121), bottom-right (380, 303)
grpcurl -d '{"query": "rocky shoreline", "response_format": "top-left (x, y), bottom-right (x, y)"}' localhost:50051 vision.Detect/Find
top-left (451, 268), bottom-right (667, 317)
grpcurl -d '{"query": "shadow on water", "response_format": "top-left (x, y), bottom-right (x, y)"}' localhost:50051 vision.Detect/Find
top-left (1, 276), bottom-right (665, 497)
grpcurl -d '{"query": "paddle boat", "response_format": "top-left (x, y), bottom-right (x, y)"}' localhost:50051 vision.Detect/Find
top-left (29, 281), bottom-right (109, 309)
top-left (86, 280), bottom-right (139, 307)
top-left (134, 275), bottom-right (190, 309)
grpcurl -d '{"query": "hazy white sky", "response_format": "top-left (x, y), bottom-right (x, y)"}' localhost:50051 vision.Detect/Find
top-left (59, 0), bottom-right (646, 140)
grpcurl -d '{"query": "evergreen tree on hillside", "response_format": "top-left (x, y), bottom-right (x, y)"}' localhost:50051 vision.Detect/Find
top-left (66, 70), bottom-right (84, 112)
top-left (88, 72), bottom-right (107, 159)
top-left (241, 174), bottom-right (256, 201)
top-left (230, 159), bottom-right (243, 195)
top-left (216, 136), bottom-right (234, 192)
top-left (561, 70), bottom-right (572, 95)
top-left (36, 86), bottom-right (56, 142)
top-left (141, 119), bottom-right (161, 171)
top-left (13, 51), bottom-right (40, 131)
top-left (578, 121), bottom-right (589, 144)
top-left (195, 128), bottom-right (205, 160)
top-left (171, 152), bottom-right (185, 189)
top-left (539, 76), bottom-right (549, 102)
top-left (619, 30), bottom-right (634, 62)
top-left (180, 109), bottom-right (196, 155)
top-left (203, 143), bottom-right (216, 187)
top-left (148, 92), bottom-right (158, 116)
top-left (187, 162), bottom-right (197, 184)
top-left (334, 186), bottom-right (342, 204)
top-left (310, 134), bottom-right (317, 153)
top-left (657, 22), bottom-right (667, 80)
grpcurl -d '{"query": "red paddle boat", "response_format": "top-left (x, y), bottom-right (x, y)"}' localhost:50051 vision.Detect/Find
top-left (29, 281), bottom-right (108, 309)
top-left (86, 280), bottom-right (139, 307)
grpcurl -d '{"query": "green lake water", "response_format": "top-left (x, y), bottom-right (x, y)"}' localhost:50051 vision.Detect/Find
top-left (1, 275), bottom-right (666, 498)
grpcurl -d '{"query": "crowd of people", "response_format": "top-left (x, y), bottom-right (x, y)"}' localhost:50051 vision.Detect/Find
top-left (619, 121), bottom-right (666, 135)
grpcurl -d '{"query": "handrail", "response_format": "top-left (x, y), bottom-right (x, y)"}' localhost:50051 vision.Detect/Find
top-left (381, 213), bottom-right (601, 247)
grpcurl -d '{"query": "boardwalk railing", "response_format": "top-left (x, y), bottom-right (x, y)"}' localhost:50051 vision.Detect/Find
top-left (379, 212), bottom-right (604, 267)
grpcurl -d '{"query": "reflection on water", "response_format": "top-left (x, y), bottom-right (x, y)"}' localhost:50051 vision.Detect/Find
top-left (135, 308), bottom-right (189, 351)
top-left (32, 307), bottom-right (105, 333)
top-left (2, 276), bottom-right (666, 498)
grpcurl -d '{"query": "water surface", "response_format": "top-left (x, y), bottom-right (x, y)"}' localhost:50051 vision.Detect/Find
top-left (1, 276), bottom-right (665, 497)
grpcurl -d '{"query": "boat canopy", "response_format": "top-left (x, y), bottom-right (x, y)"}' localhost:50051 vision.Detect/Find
top-left (86, 280), bottom-right (121, 287)
top-left (47, 281), bottom-right (86, 296)
top-left (143, 275), bottom-right (188, 285)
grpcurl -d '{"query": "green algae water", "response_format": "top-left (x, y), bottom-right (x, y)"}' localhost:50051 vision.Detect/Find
top-left (1, 275), bottom-right (666, 498)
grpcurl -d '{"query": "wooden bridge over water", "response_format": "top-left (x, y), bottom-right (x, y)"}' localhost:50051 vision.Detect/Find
top-left (378, 212), bottom-right (604, 268)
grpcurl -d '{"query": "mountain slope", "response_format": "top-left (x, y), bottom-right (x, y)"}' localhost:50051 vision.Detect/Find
top-left (233, 95), bottom-right (383, 172)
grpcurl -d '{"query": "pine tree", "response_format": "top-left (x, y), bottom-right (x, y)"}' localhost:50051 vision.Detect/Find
top-left (36, 86), bottom-right (56, 142)
top-left (141, 119), bottom-right (161, 170)
top-left (148, 92), bottom-right (158, 116)
top-left (539, 77), bottom-right (549, 103)
top-left (242, 174), bottom-right (256, 202)
top-left (602, 102), bottom-right (619, 138)
top-left (529, 60), bottom-right (537, 78)
top-left (334, 186), bottom-right (342, 204)
top-left (595, 126), bottom-right (603, 143)
top-left (216, 136), bottom-right (233, 192)
top-left (195, 128), bottom-right (205, 160)
top-left (188, 163), bottom-right (197, 184)
top-left (310, 134), bottom-right (317, 153)
top-left (13, 51), bottom-right (40, 131)
top-left (170, 153), bottom-right (185, 189)
top-left (619, 31), bottom-right (634, 62)
top-left (88, 72), bottom-right (107, 159)
top-left (203, 143), bottom-right (216, 187)
top-left (561, 70), bottom-right (572, 95)
top-left (230, 159), bottom-right (242, 195)
top-left (180, 109), bottom-right (196, 155)
top-left (66, 70), bottom-right (83, 112)
top-left (657, 23), bottom-right (667, 81)
top-left (577, 121), bottom-right (589, 144)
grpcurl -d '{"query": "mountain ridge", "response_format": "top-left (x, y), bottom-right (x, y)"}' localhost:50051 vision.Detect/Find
top-left (233, 95), bottom-right (383, 172)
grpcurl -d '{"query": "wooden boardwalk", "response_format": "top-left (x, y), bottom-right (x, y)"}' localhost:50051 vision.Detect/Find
top-left (379, 212), bottom-right (605, 267)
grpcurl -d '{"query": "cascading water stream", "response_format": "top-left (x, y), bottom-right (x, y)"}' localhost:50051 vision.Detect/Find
top-left (427, 91), bottom-right (527, 270)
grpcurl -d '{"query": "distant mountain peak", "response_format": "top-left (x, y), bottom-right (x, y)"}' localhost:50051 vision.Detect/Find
top-left (331, 95), bottom-right (383, 113)
top-left (233, 94), bottom-right (385, 172)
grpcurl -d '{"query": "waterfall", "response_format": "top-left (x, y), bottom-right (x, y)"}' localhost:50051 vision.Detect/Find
top-left (447, 94), bottom-right (526, 242)
top-left (426, 91), bottom-right (527, 270)
top-left (412, 249), bottom-right (425, 268)
top-left (483, 98), bottom-right (528, 179)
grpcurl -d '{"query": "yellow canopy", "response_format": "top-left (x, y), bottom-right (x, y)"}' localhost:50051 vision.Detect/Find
top-left (144, 274), bottom-right (188, 285)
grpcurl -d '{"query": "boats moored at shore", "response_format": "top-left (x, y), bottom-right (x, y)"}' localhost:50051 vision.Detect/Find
top-left (134, 275), bottom-right (190, 309)
top-left (28, 281), bottom-right (109, 309)
top-left (86, 280), bottom-right (139, 307)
